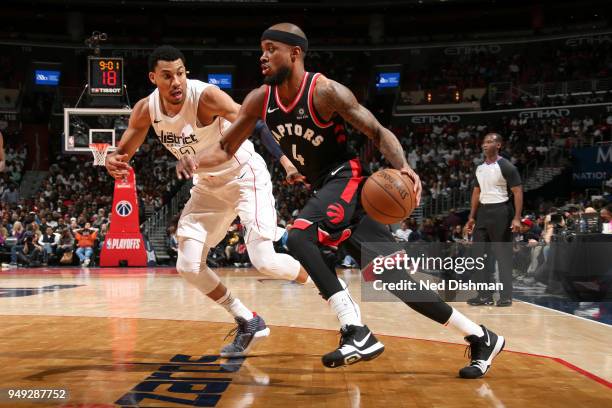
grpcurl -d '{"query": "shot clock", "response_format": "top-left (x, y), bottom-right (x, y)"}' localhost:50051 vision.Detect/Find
top-left (88, 57), bottom-right (124, 96)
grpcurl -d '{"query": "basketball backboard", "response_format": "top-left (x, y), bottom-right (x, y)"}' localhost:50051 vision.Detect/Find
top-left (63, 108), bottom-right (132, 153)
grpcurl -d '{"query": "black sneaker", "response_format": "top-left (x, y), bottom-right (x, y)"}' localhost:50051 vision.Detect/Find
top-left (496, 298), bottom-right (513, 307)
top-left (220, 314), bottom-right (270, 357)
top-left (459, 325), bottom-right (505, 379)
top-left (467, 295), bottom-right (494, 306)
top-left (322, 325), bottom-right (384, 368)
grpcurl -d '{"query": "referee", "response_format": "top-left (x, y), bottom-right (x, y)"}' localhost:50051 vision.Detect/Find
top-left (466, 133), bottom-right (523, 307)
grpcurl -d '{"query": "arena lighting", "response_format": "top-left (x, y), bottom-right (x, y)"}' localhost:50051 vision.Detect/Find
top-left (84, 31), bottom-right (107, 56)
top-left (427, 92), bottom-right (432, 103)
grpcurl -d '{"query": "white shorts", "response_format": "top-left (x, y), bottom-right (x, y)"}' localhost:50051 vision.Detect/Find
top-left (177, 153), bottom-right (281, 247)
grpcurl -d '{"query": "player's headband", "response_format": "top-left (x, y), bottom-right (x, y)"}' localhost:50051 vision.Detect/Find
top-left (261, 29), bottom-right (308, 53)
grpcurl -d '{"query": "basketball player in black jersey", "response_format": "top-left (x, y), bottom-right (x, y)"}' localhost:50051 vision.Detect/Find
top-left (178, 23), bottom-right (505, 378)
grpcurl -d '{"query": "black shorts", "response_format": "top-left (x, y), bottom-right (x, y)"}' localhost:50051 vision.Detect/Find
top-left (292, 159), bottom-right (393, 249)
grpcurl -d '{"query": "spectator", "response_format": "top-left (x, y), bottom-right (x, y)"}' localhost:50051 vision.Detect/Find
top-left (56, 229), bottom-right (75, 264)
top-left (38, 226), bottom-right (59, 264)
top-left (449, 224), bottom-right (465, 242)
top-left (15, 231), bottom-right (44, 267)
top-left (0, 226), bottom-right (8, 248)
top-left (518, 218), bottom-right (541, 243)
top-left (73, 223), bottom-right (98, 267)
top-left (393, 220), bottom-right (412, 242)
top-left (9, 220), bottom-right (25, 265)
top-left (601, 204), bottom-right (612, 233)
top-left (1, 184), bottom-right (19, 204)
top-left (601, 204), bottom-right (612, 223)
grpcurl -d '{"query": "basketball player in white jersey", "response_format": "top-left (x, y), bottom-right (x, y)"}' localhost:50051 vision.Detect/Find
top-left (105, 46), bottom-right (311, 357)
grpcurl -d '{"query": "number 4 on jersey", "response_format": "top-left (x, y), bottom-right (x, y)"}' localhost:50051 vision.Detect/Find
top-left (292, 144), bottom-right (305, 166)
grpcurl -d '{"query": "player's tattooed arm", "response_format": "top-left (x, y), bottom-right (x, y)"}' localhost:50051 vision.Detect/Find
top-left (315, 77), bottom-right (421, 203)
top-left (316, 78), bottom-right (408, 169)
top-left (105, 98), bottom-right (150, 179)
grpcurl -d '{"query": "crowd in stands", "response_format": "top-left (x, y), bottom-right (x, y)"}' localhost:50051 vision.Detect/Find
top-left (384, 112), bottom-right (611, 206)
top-left (0, 131), bottom-right (185, 267)
top-left (0, 141), bottom-right (27, 200)
top-left (403, 42), bottom-right (612, 94)
top-left (488, 90), bottom-right (612, 110)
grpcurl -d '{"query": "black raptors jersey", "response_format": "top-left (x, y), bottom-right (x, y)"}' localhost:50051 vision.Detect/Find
top-left (263, 72), bottom-right (354, 187)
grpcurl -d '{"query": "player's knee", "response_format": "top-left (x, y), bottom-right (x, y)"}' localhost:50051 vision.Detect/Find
top-left (248, 242), bottom-right (280, 275)
top-left (287, 227), bottom-right (313, 253)
top-left (175, 255), bottom-right (200, 282)
top-left (250, 257), bottom-right (276, 277)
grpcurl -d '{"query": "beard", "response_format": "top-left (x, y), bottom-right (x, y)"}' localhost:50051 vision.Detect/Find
top-left (263, 66), bottom-right (291, 85)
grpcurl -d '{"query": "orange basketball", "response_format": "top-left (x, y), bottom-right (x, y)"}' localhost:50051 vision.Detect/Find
top-left (361, 169), bottom-right (417, 224)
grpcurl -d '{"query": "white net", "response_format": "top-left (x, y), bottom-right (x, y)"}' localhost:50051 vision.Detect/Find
top-left (90, 143), bottom-right (110, 166)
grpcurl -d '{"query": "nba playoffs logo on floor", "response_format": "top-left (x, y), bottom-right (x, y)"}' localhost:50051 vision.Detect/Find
top-left (115, 200), bottom-right (132, 217)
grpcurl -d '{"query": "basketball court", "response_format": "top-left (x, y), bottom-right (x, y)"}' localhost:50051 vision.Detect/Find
top-left (1, 3), bottom-right (611, 407)
top-left (0, 266), bottom-right (610, 407)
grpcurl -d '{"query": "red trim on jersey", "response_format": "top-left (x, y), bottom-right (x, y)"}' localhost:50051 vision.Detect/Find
top-left (275, 72), bottom-right (309, 114)
top-left (317, 227), bottom-right (352, 248)
top-left (247, 163), bottom-right (261, 234)
top-left (262, 85), bottom-right (271, 121)
top-left (308, 73), bottom-right (333, 128)
top-left (291, 218), bottom-right (313, 230)
top-left (340, 158), bottom-right (363, 203)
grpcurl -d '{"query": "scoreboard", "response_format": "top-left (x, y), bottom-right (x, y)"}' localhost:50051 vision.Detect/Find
top-left (88, 57), bottom-right (124, 96)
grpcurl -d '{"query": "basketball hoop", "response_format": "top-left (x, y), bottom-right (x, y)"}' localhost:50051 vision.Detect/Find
top-left (89, 143), bottom-right (110, 166)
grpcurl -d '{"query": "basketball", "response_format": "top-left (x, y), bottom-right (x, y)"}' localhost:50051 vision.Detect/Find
top-left (361, 169), bottom-right (417, 224)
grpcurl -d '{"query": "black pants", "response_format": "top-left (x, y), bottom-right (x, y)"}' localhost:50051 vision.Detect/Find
top-left (287, 160), bottom-right (452, 325)
top-left (472, 201), bottom-right (514, 300)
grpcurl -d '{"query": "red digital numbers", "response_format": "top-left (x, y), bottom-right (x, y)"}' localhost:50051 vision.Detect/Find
top-left (102, 70), bottom-right (117, 86)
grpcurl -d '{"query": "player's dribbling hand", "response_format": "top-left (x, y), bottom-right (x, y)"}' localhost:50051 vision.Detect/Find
top-left (176, 154), bottom-right (198, 179)
top-left (105, 153), bottom-right (130, 179)
top-left (400, 166), bottom-right (422, 206)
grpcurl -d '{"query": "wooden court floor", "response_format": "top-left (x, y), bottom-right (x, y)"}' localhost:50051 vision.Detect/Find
top-left (0, 267), bottom-right (610, 407)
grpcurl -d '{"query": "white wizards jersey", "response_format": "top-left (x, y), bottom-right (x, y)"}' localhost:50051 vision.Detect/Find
top-left (148, 79), bottom-right (254, 178)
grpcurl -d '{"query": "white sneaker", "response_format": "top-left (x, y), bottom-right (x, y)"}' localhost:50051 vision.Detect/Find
top-left (83, 258), bottom-right (90, 267)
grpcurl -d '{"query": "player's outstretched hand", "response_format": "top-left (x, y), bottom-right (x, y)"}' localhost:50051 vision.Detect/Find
top-left (176, 154), bottom-right (198, 180)
top-left (400, 166), bottom-right (422, 206)
top-left (286, 170), bottom-right (310, 189)
top-left (105, 152), bottom-right (130, 179)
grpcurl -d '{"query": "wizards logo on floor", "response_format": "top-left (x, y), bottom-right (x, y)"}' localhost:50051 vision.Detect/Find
top-left (0, 284), bottom-right (83, 297)
top-left (115, 354), bottom-right (246, 407)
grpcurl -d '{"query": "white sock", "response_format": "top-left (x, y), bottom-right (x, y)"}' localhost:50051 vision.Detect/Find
top-left (216, 292), bottom-right (253, 321)
top-left (329, 290), bottom-right (362, 328)
top-left (445, 308), bottom-right (484, 338)
top-left (338, 277), bottom-right (361, 322)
